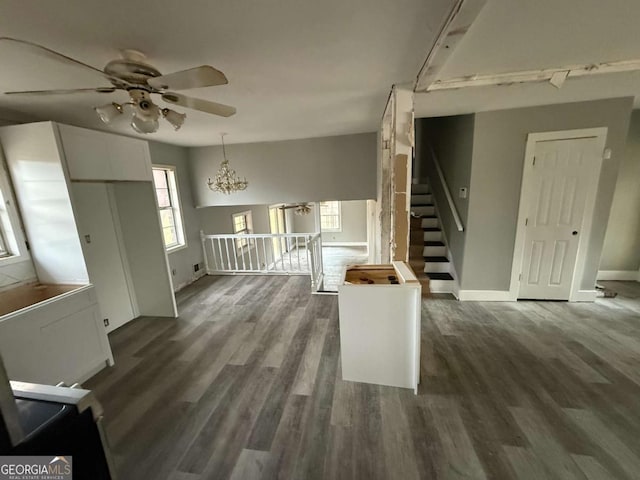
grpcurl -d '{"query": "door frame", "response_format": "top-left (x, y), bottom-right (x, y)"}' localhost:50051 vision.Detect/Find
top-left (508, 127), bottom-right (608, 302)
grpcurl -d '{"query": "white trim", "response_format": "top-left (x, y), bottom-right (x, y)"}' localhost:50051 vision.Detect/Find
top-left (415, 0), bottom-right (488, 92)
top-left (509, 128), bottom-right (608, 302)
top-left (458, 290), bottom-right (512, 301)
top-left (322, 242), bottom-right (367, 247)
top-left (572, 290), bottom-right (598, 302)
top-left (426, 58), bottom-right (640, 92)
top-left (597, 270), bottom-right (639, 281)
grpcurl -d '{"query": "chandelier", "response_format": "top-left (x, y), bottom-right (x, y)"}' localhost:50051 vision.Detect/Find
top-left (207, 134), bottom-right (248, 194)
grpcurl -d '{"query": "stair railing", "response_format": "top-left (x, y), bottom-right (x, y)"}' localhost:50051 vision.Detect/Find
top-left (200, 231), bottom-right (324, 292)
top-left (427, 144), bottom-right (464, 232)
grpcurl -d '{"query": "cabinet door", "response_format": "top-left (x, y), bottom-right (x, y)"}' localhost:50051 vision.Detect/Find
top-left (108, 135), bottom-right (152, 181)
top-left (58, 124), bottom-right (113, 180)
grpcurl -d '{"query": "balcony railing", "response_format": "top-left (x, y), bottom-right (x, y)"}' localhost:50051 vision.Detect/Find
top-left (200, 231), bottom-right (324, 292)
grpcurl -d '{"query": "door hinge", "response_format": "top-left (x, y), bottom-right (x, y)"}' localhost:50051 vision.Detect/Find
top-left (533, 157), bottom-right (536, 166)
top-left (525, 218), bottom-right (528, 226)
top-left (519, 273), bottom-right (522, 281)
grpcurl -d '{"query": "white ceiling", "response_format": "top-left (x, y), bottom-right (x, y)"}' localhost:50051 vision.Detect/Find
top-left (0, 0), bottom-right (452, 146)
top-left (416, 0), bottom-right (640, 118)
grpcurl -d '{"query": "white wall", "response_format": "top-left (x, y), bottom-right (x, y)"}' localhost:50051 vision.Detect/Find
top-left (198, 204), bottom-right (271, 235)
top-left (0, 123), bottom-right (89, 285)
top-left (149, 142), bottom-right (205, 291)
top-left (188, 133), bottom-right (377, 207)
top-left (321, 200), bottom-right (367, 243)
top-left (600, 110), bottom-right (640, 274)
top-left (291, 208), bottom-right (317, 233)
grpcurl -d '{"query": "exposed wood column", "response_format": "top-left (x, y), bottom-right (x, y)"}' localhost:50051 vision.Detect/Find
top-left (376, 85), bottom-right (414, 263)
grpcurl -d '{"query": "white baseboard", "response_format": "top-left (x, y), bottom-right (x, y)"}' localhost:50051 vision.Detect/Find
top-left (597, 270), bottom-right (639, 281)
top-left (571, 289), bottom-right (598, 302)
top-left (458, 290), bottom-right (513, 301)
top-left (322, 242), bottom-right (367, 247)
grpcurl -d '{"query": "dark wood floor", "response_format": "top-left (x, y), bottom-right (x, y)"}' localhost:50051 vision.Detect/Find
top-left (85, 276), bottom-right (640, 480)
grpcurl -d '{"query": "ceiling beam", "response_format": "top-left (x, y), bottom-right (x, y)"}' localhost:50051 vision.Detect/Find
top-left (425, 58), bottom-right (640, 92)
top-left (414, 0), bottom-right (487, 93)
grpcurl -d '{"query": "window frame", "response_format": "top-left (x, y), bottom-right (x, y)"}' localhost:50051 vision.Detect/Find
top-left (319, 200), bottom-right (342, 232)
top-left (0, 156), bottom-right (30, 265)
top-left (152, 165), bottom-right (187, 253)
top-left (232, 210), bottom-right (254, 253)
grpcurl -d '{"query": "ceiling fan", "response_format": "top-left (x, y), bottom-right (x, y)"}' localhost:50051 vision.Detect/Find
top-left (0, 37), bottom-right (236, 134)
top-left (279, 203), bottom-right (313, 215)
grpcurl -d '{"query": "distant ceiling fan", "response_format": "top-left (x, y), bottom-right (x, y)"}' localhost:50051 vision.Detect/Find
top-left (0, 37), bottom-right (236, 134)
top-left (279, 203), bottom-right (313, 215)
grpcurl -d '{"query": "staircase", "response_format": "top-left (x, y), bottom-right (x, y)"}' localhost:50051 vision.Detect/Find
top-left (409, 183), bottom-right (457, 295)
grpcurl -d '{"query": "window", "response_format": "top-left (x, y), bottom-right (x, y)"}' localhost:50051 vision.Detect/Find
top-left (0, 160), bottom-right (29, 263)
top-left (232, 211), bottom-right (253, 251)
top-left (0, 226), bottom-right (8, 258)
top-left (152, 166), bottom-right (186, 251)
top-left (320, 201), bottom-right (342, 232)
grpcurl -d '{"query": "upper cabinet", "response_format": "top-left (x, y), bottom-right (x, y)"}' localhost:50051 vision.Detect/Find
top-left (58, 124), bottom-right (152, 182)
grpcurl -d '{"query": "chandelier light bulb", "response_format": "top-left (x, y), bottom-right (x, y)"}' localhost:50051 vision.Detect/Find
top-left (95, 90), bottom-right (189, 134)
top-left (131, 114), bottom-right (159, 134)
top-left (94, 102), bottom-right (123, 124)
top-left (162, 108), bottom-right (186, 130)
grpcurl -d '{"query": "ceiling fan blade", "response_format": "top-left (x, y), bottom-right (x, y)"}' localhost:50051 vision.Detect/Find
top-left (0, 37), bottom-right (126, 86)
top-left (161, 92), bottom-right (236, 117)
top-left (5, 87), bottom-right (117, 96)
top-left (148, 66), bottom-right (228, 91)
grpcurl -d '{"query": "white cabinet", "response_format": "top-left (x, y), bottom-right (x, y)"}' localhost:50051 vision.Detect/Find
top-left (0, 285), bottom-right (114, 385)
top-left (338, 261), bottom-right (421, 393)
top-left (58, 124), bottom-right (152, 182)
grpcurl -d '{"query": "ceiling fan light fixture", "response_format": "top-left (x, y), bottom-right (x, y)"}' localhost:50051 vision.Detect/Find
top-left (94, 102), bottom-right (123, 124)
top-left (130, 114), bottom-right (159, 134)
top-left (294, 204), bottom-right (312, 216)
top-left (162, 108), bottom-right (186, 130)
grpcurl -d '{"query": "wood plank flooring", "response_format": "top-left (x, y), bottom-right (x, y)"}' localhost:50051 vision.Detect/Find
top-left (85, 276), bottom-right (640, 479)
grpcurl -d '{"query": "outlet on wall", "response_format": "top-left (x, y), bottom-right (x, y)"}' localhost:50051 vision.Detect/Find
top-left (172, 268), bottom-right (177, 276)
top-left (103, 318), bottom-right (109, 327)
top-left (193, 263), bottom-right (200, 272)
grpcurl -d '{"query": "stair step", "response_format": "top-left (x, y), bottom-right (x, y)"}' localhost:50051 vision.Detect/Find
top-left (424, 256), bottom-right (449, 262)
top-left (426, 272), bottom-right (454, 281)
top-left (421, 217), bottom-right (439, 229)
top-left (423, 227), bottom-right (441, 232)
top-left (421, 215), bottom-right (437, 218)
top-left (411, 184), bottom-right (430, 194)
top-left (411, 203), bottom-right (434, 207)
top-left (412, 206), bottom-right (435, 216)
top-left (424, 241), bottom-right (445, 247)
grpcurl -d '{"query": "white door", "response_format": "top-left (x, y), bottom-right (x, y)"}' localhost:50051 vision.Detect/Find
top-left (71, 183), bottom-right (136, 331)
top-left (519, 134), bottom-right (604, 300)
top-left (269, 206), bottom-right (287, 259)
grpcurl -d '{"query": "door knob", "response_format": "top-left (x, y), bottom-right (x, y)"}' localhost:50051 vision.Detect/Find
top-left (572, 231), bottom-right (578, 236)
